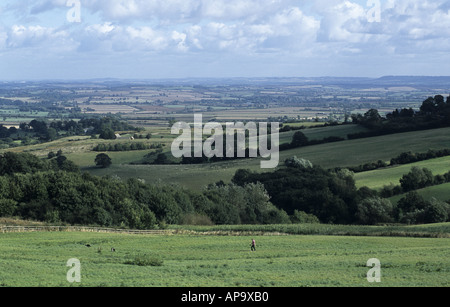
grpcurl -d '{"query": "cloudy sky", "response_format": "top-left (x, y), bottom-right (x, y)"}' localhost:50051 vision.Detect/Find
top-left (0, 0), bottom-right (450, 80)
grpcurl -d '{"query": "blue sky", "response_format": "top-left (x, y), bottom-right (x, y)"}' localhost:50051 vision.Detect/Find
top-left (1, 0), bottom-right (450, 80)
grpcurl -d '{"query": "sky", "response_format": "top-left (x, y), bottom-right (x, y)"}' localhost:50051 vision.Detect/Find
top-left (0, 0), bottom-right (450, 80)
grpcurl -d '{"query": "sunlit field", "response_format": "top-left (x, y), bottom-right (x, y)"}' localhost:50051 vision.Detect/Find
top-left (0, 230), bottom-right (448, 287)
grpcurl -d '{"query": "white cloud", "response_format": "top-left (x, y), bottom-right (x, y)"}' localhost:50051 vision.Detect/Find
top-left (126, 26), bottom-right (169, 51)
top-left (1, 0), bottom-right (450, 78)
top-left (29, 0), bottom-right (67, 15)
top-left (82, 0), bottom-right (201, 23)
top-left (0, 30), bottom-right (7, 50)
top-left (80, 0), bottom-right (291, 24)
top-left (317, 1), bottom-right (368, 42)
top-left (86, 22), bottom-right (115, 35)
top-left (6, 24), bottom-right (72, 51)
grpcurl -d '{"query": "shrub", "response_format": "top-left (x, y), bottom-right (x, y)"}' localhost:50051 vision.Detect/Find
top-left (396, 191), bottom-right (427, 224)
top-left (120, 198), bottom-right (157, 229)
top-left (355, 197), bottom-right (394, 225)
top-left (44, 209), bottom-right (61, 224)
top-left (290, 131), bottom-right (309, 148)
top-left (400, 167), bottom-right (434, 192)
top-left (99, 127), bottom-right (116, 140)
top-left (291, 210), bottom-right (320, 224)
top-left (379, 183), bottom-right (403, 198)
top-left (0, 199), bottom-right (17, 217)
top-left (422, 198), bottom-right (449, 223)
top-left (394, 192), bottom-right (450, 224)
top-left (124, 254), bottom-right (164, 267)
top-left (181, 213), bottom-right (214, 226)
top-left (95, 153), bottom-right (112, 168)
top-left (284, 156), bottom-right (313, 169)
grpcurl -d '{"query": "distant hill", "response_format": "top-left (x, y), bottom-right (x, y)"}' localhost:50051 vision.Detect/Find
top-left (2, 75), bottom-right (449, 88)
top-left (373, 76), bottom-right (450, 87)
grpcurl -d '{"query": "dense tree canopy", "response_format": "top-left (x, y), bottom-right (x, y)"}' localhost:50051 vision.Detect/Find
top-left (232, 166), bottom-right (359, 224)
top-left (1, 144), bottom-right (449, 227)
top-left (349, 95), bottom-right (450, 139)
top-left (95, 153), bottom-right (112, 168)
top-left (0, 152), bottom-right (291, 228)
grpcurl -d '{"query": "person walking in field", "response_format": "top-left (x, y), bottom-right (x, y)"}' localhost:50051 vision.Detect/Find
top-left (251, 239), bottom-right (256, 251)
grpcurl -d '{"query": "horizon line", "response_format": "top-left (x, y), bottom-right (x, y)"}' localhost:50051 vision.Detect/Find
top-left (2, 75), bottom-right (450, 83)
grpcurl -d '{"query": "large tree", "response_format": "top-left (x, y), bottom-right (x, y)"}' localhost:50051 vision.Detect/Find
top-left (95, 153), bottom-right (112, 168)
top-left (290, 131), bottom-right (309, 148)
top-left (400, 167), bottom-right (434, 192)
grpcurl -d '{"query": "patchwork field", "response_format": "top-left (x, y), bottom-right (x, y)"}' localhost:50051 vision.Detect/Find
top-left (1, 79), bottom-right (450, 290)
top-left (87, 126), bottom-right (450, 190)
top-left (4, 122), bottom-right (450, 192)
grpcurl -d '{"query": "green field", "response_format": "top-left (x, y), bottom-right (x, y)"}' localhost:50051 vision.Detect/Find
top-left (2, 81), bottom-right (450, 289)
top-left (86, 126), bottom-right (450, 190)
top-left (389, 182), bottom-right (450, 205)
top-left (281, 127), bottom-right (450, 169)
top-left (0, 230), bottom-right (449, 287)
top-left (354, 155), bottom-right (450, 190)
top-left (4, 124), bottom-right (450, 192)
top-left (279, 124), bottom-right (368, 144)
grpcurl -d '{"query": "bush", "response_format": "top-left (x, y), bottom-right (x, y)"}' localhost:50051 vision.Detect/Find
top-left (379, 183), bottom-right (403, 198)
top-left (232, 166), bottom-right (358, 224)
top-left (202, 182), bottom-right (290, 225)
top-left (400, 167), bottom-right (434, 192)
top-left (355, 197), bottom-right (394, 225)
top-left (291, 210), bottom-right (320, 224)
top-left (290, 131), bottom-right (309, 148)
top-left (422, 198), bottom-right (449, 223)
top-left (125, 254), bottom-right (163, 266)
top-left (44, 210), bottom-right (61, 224)
top-left (396, 191), bottom-right (427, 224)
top-left (95, 153), bottom-right (112, 168)
top-left (98, 127), bottom-right (116, 140)
top-left (93, 142), bottom-right (151, 152)
top-left (119, 198), bottom-right (157, 229)
top-left (284, 156), bottom-right (313, 169)
top-left (0, 199), bottom-right (17, 217)
top-left (395, 192), bottom-right (450, 224)
top-left (181, 213), bottom-right (214, 226)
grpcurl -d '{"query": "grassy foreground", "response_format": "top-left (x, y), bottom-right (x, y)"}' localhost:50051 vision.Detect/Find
top-left (0, 229), bottom-right (449, 287)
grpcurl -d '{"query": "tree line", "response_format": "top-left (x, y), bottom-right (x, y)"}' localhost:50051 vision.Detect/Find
top-left (0, 116), bottom-right (140, 147)
top-left (0, 152), bottom-right (289, 228)
top-left (1, 152), bottom-right (449, 228)
top-left (349, 95), bottom-right (450, 138)
top-left (232, 159), bottom-right (450, 225)
top-left (93, 142), bottom-right (163, 152)
top-left (343, 148), bottom-right (450, 173)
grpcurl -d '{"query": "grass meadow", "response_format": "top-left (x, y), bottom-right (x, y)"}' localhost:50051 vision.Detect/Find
top-left (85, 126), bottom-right (450, 190)
top-left (388, 182), bottom-right (450, 205)
top-left (4, 125), bottom-right (450, 191)
top-left (1, 123), bottom-right (450, 288)
top-left (0, 230), bottom-right (449, 287)
top-left (354, 155), bottom-right (450, 190)
top-left (280, 127), bottom-right (450, 170)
